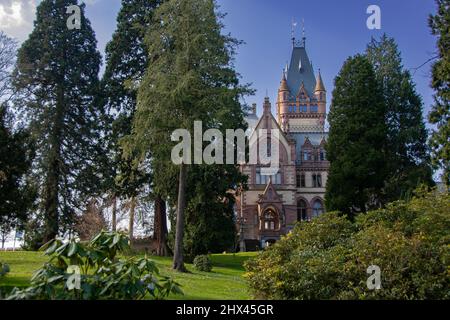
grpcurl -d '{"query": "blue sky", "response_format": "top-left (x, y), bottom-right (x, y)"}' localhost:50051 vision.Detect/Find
top-left (0, 0), bottom-right (439, 118)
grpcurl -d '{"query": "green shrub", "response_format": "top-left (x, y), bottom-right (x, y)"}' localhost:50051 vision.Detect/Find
top-left (193, 255), bottom-right (213, 272)
top-left (0, 262), bottom-right (10, 278)
top-left (245, 189), bottom-right (450, 300)
top-left (6, 231), bottom-right (183, 300)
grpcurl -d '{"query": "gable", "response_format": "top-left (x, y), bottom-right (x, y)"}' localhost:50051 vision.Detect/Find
top-left (249, 110), bottom-right (292, 164)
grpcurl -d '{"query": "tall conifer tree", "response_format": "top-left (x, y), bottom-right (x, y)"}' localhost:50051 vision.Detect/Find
top-left (325, 55), bottom-right (388, 217)
top-left (124, 0), bottom-right (250, 271)
top-left (13, 0), bottom-right (102, 242)
top-left (366, 35), bottom-right (433, 201)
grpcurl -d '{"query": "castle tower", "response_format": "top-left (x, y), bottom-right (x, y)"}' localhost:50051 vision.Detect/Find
top-left (276, 34), bottom-right (326, 133)
top-left (239, 24), bottom-right (330, 251)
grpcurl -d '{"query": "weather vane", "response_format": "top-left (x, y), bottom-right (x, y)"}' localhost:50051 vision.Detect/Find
top-left (291, 18), bottom-right (298, 46)
top-left (302, 18), bottom-right (306, 47)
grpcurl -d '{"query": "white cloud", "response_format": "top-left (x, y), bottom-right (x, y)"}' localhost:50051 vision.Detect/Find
top-left (0, 0), bottom-right (37, 41)
top-left (0, 1), bottom-right (101, 42)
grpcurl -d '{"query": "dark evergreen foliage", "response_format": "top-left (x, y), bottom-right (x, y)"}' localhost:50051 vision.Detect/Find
top-left (325, 55), bottom-right (388, 217)
top-left (428, 0), bottom-right (450, 186)
top-left (13, 0), bottom-right (102, 241)
top-left (366, 34), bottom-right (434, 201)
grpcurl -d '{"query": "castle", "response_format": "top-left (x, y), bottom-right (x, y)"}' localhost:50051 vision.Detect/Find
top-left (236, 36), bottom-right (329, 251)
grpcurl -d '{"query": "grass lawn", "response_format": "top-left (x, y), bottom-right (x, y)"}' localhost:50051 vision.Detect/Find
top-left (0, 251), bottom-right (256, 300)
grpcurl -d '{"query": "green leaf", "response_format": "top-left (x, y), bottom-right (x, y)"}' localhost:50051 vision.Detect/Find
top-left (68, 242), bottom-right (77, 257)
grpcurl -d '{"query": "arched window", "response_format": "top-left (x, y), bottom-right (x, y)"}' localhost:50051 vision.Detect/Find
top-left (297, 199), bottom-right (308, 221)
top-left (312, 200), bottom-right (324, 217)
top-left (264, 209), bottom-right (278, 230)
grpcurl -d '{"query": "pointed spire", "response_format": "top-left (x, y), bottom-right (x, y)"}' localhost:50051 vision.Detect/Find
top-left (279, 71), bottom-right (289, 92)
top-left (263, 96), bottom-right (272, 114)
top-left (315, 69), bottom-right (325, 92)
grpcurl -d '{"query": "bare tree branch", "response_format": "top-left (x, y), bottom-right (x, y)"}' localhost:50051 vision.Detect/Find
top-left (411, 55), bottom-right (439, 75)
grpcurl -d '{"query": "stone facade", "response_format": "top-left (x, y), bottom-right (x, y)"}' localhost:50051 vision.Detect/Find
top-left (236, 40), bottom-right (329, 251)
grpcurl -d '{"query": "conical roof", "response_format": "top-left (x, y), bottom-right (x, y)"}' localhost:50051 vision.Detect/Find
top-left (314, 70), bottom-right (325, 92)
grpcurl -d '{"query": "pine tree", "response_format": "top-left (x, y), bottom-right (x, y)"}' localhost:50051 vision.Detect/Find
top-left (101, 0), bottom-right (162, 247)
top-left (124, 0), bottom-right (250, 271)
top-left (13, 0), bottom-right (102, 242)
top-left (428, 0), bottom-right (450, 186)
top-left (325, 55), bottom-right (388, 217)
top-left (366, 34), bottom-right (433, 201)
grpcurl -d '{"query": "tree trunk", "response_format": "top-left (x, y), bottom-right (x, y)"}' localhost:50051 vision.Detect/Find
top-left (154, 194), bottom-right (170, 256)
top-left (43, 84), bottom-right (64, 244)
top-left (43, 163), bottom-right (59, 243)
top-left (111, 194), bottom-right (117, 232)
top-left (173, 164), bottom-right (187, 272)
top-left (129, 196), bottom-right (136, 241)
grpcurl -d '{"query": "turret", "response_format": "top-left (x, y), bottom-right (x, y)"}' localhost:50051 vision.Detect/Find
top-left (277, 71), bottom-right (290, 123)
top-left (314, 69), bottom-right (326, 114)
